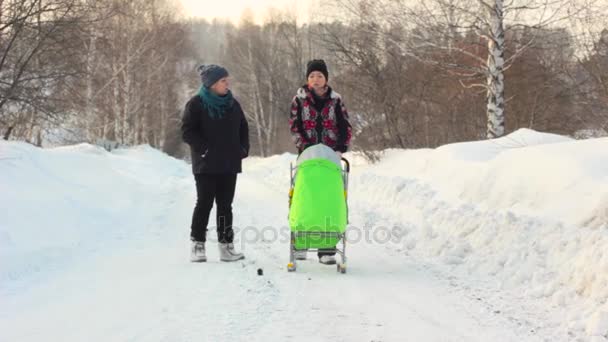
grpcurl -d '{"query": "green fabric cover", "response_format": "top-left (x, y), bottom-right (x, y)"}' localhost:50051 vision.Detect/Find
top-left (289, 158), bottom-right (346, 249)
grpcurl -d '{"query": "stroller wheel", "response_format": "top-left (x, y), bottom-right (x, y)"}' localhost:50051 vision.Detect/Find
top-left (287, 262), bottom-right (296, 272)
top-left (337, 263), bottom-right (347, 274)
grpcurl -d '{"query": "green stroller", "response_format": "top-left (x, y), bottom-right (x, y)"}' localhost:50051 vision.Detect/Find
top-left (287, 144), bottom-right (350, 274)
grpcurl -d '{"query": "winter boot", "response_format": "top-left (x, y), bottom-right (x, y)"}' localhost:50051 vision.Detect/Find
top-left (219, 243), bottom-right (245, 262)
top-left (318, 255), bottom-right (337, 265)
top-left (190, 240), bottom-right (207, 262)
top-left (294, 250), bottom-right (307, 260)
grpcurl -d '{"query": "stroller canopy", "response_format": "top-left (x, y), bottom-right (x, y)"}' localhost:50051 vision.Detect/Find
top-left (296, 143), bottom-right (342, 167)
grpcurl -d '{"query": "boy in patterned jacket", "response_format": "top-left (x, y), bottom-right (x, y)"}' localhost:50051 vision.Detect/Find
top-left (288, 59), bottom-right (352, 265)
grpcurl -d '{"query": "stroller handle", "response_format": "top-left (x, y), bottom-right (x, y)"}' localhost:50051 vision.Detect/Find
top-left (341, 157), bottom-right (350, 173)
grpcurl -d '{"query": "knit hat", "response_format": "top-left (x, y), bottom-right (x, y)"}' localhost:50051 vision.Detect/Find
top-left (198, 64), bottom-right (229, 88)
top-left (306, 59), bottom-right (328, 81)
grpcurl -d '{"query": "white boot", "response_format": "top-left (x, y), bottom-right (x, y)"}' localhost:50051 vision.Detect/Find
top-left (319, 255), bottom-right (336, 265)
top-left (219, 243), bottom-right (245, 262)
top-left (190, 241), bottom-right (207, 262)
top-left (294, 250), bottom-right (307, 260)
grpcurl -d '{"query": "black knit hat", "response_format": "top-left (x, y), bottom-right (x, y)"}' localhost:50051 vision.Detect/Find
top-left (306, 59), bottom-right (328, 81)
top-left (198, 64), bottom-right (229, 88)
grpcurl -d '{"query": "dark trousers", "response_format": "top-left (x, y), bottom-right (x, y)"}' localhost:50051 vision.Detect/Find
top-left (190, 173), bottom-right (237, 243)
top-left (318, 249), bottom-right (336, 258)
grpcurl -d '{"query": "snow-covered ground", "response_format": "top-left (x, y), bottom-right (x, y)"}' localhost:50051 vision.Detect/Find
top-left (1, 128), bottom-right (607, 341)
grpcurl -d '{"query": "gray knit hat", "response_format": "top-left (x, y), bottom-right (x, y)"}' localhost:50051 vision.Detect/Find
top-left (197, 64), bottom-right (229, 88)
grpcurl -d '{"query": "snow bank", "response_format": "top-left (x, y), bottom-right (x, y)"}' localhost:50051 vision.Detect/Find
top-left (0, 141), bottom-right (190, 293)
top-left (350, 129), bottom-right (608, 339)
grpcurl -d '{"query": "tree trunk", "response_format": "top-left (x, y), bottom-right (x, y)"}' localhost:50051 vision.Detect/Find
top-left (267, 75), bottom-right (275, 155)
top-left (112, 61), bottom-right (122, 143)
top-left (85, 29), bottom-right (97, 143)
top-left (486, 0), bottom-right (506, 139)
top-left (4, 126), bottom-right (13, 140)
top-left (122, 44), bottom-right (132, 145)
top-left (247, 39), bottom-right (266, 157)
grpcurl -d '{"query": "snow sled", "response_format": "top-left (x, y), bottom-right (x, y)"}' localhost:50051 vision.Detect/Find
top-left (287, 144), bottom-right (350, 274)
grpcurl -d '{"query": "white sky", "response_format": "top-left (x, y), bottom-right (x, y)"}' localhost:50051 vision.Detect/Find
top-left (178, 0), bottom-right (314, 25)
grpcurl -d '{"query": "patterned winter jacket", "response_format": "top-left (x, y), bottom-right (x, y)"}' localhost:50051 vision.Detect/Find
top-left (289, 85), bottom-right (352, 153)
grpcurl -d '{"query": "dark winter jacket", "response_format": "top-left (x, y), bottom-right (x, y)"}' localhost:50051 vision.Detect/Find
top-left (181, 95), bottom-right (249, 174)
top-left (289, 85), bottom-right (352, 153)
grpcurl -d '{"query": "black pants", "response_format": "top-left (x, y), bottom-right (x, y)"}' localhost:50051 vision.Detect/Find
top-left (190, 173), bottom-right (237, 243)
top-left (318, 249), bottom-right (336, 258)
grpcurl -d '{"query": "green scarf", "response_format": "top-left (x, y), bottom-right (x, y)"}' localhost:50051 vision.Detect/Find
top-left (198, 85), bottom-right (234, 119)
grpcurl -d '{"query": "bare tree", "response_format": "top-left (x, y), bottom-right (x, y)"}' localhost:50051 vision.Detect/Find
top-left (564, 3), bottom-right (608, 135)
top-left (325, 0), bottom-right (587, 139)
top-left (225, 12), bottom-right (300, 157)
top-left (0, 0), bottom-right (99, 141)
top-left (61, 0), bottom-right (192, 149)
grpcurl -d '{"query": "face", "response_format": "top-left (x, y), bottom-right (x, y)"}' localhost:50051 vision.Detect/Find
top-left (210, 77), bottom-right (230, 96)
top-left (307, 71), bottom-right (327, 89)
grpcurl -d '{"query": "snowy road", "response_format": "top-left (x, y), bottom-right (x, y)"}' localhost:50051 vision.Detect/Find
top-left (4, 133), bottom-right (608, 341)
top-left (1, 146), bottom-right (536, 341)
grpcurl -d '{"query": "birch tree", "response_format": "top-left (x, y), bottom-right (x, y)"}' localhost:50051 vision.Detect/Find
top-left (226, 14), bottom-right (290, 157)
top-left (327, 0), bottom-right (584, 139)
